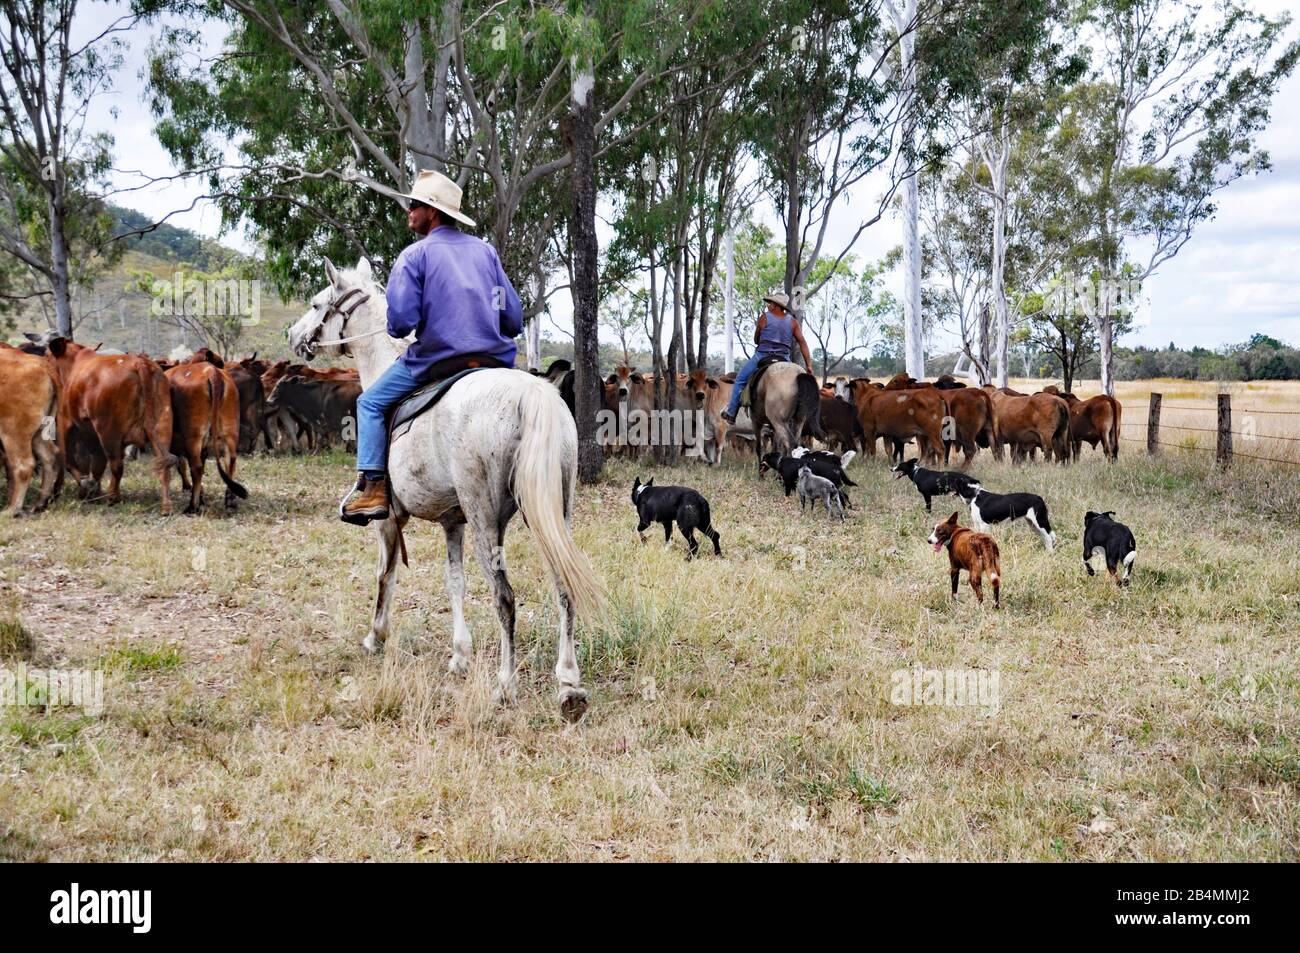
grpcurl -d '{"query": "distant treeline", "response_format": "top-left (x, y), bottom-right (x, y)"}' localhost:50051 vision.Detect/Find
top-left (108, 204), bottom-right (246, 272)
top-left (541, 332), bottom-right (1300, 383)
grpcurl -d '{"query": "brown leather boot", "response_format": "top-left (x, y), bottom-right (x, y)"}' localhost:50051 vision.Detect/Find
top-left (340, 475), bottom-right (389, 525)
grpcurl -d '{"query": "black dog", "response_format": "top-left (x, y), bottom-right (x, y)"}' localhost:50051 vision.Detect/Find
top-left (760, 451), bottom-right (855, 503)
top-left (947, 473), bottom-right (1056, 551)
top-left (1083, 511), bottom-right (1136, 586)
top-left (631, 477), bottom-right (722, 560)
top-left (891, 458), bottom-right (968, 512)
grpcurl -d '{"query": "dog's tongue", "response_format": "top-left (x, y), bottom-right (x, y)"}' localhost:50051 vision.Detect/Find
top-left (932, 541), bottom-right (943, 553)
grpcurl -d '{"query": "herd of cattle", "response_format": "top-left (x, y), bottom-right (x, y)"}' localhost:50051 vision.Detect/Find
top-left (561, 360), bottom-right (1123, 470)
top-left (0, 337), bottom-right (1123, 519)
top-left (0, 338), bottom-right (362, 516)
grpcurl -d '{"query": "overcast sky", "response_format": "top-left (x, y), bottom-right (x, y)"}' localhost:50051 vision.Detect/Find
top-left (87, 1), bottom-right (1300, 354)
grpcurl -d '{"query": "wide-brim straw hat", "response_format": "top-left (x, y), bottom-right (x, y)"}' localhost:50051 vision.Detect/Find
top-left (763, 291), bottom-right (791, 310)
top-left (398, 169), bottom-right (477, 227)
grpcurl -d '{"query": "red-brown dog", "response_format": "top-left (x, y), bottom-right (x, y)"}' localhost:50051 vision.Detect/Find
top-left (928, 511), bottom-right (1002, 608)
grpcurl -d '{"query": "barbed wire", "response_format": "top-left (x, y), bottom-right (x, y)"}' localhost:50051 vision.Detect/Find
top-left (1156, 403), bottom-right (1298, 416)
top-left (1121, 423), bottom-right (1300, 442)
top-left (1118, 434), bottom-right (1300, 467)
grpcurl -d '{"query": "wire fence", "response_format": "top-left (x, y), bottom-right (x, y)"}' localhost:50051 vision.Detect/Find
top-left (1118, 392), bottom-right (1300, 468)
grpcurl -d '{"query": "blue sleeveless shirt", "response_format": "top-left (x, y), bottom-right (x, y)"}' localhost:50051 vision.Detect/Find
top-left (756, 310), bottom-right (793, 357)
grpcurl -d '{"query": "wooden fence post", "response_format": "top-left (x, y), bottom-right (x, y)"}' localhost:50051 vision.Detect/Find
top-left (1217, 393), bottom-right (1233, 467)
top-left (1147, 392), bottom-right (1162, 455)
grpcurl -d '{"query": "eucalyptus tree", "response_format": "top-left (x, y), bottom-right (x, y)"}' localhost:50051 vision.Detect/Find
top-left (1, 0), bottom-right (129, 335)
top-left (1064, 0), bottom-right (1299, 395)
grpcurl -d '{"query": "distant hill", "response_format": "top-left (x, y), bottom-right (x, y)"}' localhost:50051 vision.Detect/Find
top-left (107, 204), bottom-right (250, 272)
top-left (7, 208), bottom-right (304, 361)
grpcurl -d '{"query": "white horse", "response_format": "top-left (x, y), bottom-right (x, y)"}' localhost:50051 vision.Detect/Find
top-left (288, 257), bottom-right (604, 722)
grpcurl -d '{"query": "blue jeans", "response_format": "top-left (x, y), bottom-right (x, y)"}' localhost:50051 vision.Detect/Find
top-left (356, 359), bottom-right (424, 473)
top-left (724, 352), bottom-right (780, 418)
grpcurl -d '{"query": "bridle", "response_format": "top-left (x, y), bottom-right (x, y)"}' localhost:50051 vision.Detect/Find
top-left (309, 286), bottom-right (378, 350)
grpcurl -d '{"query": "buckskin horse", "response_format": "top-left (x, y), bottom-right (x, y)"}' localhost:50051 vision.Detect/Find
top-left (288, 258), bottom-right (605, 722)
top-left (746, 361), bottom-right (825, 470)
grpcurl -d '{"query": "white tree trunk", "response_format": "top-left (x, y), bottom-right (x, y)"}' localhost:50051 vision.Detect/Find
top-left (987, 126), bottom-right (1011, 388)
top-left (1098, 315), bottom-right (1114, 395)
top-left (524, 315), bottom-right (541, 370)
top-left (724, 225), bottom-right (735, 373)
top-left (895, 0), bottom-right (923, 379)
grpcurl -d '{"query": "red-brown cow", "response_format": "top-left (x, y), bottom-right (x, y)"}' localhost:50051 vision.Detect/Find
top-left (166, 358), bottom-right (248, 513)
top-left (45, 338), bottom-right (176, 513)
top-left (0, 346), bottom-right (63, 515)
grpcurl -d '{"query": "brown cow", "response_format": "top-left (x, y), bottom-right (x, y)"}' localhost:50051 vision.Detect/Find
top-left (225, 355), bottom-right (268, 454)
top-left (0, 346), bottom-right (63, 515)
top-left (165, 359), bottom-right (248, 513)
top-left (883, 373), bottom-right (924, 390)
top-left (848, 380), bottom-right (946, 463)
top-left (986, 388), bottom-right (1070, 463)
top-left (45, 338), bottom-right (176, 513)
top-left (603, 365), bottom-right (654, 458)
top-left (681, 368), bottom-right (732, 465)
top-left (1040, 386), bottom-right (1121, 462)
top-left (941, 386), bottom-right (1001, 468)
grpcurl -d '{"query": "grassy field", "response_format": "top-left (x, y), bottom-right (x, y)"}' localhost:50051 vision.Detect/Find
top-left (2, 382), bottom-right (1299, 861)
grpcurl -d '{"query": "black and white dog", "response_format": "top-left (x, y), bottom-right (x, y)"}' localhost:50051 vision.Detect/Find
top-left (1082, 511), bottom-right (1136, 586)
top-left (631, 477), bottom-right (722, 560)
top-left (891, 458), bottom-right (968, 512)
top-left (761, 450), bottom-right (855, 501)
top-left (947, 473), bottom-right (1056, 551)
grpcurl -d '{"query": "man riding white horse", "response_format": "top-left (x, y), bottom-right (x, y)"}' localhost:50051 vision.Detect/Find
top-left (340, 169), bottom-right (522, 524)
top-left (719, 291), bottom-right (815, 425)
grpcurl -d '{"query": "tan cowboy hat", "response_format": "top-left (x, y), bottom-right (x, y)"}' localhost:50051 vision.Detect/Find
top-left (763, 291), bottom-right (791, 310)
top-left (398, 169), bottom-right (477, 227)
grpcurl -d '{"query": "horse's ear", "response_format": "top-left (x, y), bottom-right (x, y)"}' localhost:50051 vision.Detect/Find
top-left (355, 257), bottom-right (373, 281)
top-left (324, 257), bottom-right (341, 288)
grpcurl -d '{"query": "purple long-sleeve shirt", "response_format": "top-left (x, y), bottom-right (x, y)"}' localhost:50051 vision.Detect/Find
top-left (386, 225), bottom-right (523, 378)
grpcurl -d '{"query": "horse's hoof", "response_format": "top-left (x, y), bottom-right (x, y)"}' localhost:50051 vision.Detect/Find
top-left (559, 687), bottom-right (589, 723)
top-left (362, 633), bottom-right (383, 655)
top-left (448, 654), bottom-right (469, 676)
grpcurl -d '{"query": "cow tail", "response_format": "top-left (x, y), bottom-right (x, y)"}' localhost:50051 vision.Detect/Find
top-left (208, 373), bottom-right (248, 500)
top-left (1109, 396), bottom-right (1122, 462)
top-left (985, 391), bottom-right (1004, 461)
top-left (514, 378), bottom-right (606, 625)
top-left (141, 362), bottom-right (178, 472)
top-left (39, 365), bottom-right (65, 501)
top-left (796, 373), bottom-right (825, 440)
top-left (1054, 400), bottom-right (1071, 463)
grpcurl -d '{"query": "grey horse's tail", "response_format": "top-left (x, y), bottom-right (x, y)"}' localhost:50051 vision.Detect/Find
top-left (514, 379), bottom-right (607, 624)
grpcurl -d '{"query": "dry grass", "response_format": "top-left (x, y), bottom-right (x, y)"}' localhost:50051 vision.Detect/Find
top-left (2, 383), bottom-right (1299, 861)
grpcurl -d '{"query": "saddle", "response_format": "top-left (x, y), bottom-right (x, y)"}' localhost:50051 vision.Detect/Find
top-left (743, 355), bottom-right (788, 409)
top-left (388, 357), bottom-right (509, 442)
